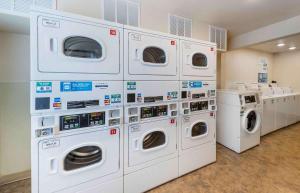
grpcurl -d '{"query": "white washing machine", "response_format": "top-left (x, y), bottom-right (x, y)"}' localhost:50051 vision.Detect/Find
top-left (31, 81), bottom-right (124, 193)
top-left (31, 9), bottom-right (123, 81)
top-left (179, 38), bottom-right (217, 80)
top-left (179, 81), bottom-right (217, 176)
top-left (217, 90), bottom-right (262, 153)
top-left (124, 26), bottom-right (179, 80)
top-left (123, 81), bottom-right (179, 193)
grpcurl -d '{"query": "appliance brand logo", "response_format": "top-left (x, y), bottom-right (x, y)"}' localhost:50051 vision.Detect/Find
top-left (60, 82), bottom-right (92, 92)
top-left (189, 81), bottom-right (203, 88)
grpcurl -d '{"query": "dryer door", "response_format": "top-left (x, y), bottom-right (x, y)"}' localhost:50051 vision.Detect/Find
top-left (127, 31), bottom-right (178, 77)
top-left (181, 40), bottom-right (216, 78)
top-left (38, 128), bottom-right (120, 193)
top-left (181, 112), bottom-right (215, 150)
top-left (128, 119), bottom-right (177, 167)
top-left (37, 16), bottom-right (121, 74)
top-left (241, 109), bottom-right (261, 134)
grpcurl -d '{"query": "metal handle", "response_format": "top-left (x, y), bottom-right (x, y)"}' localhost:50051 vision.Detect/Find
top-left (50, 38), bottom-right (58, 53)
top-left (49, 158), bottom-right (58, 174)
top-left (186, 55), bottom-right (190, 65)
top-left (134, 139), bottom-right (139, 151)
top-left (134, 48), bottom-right (140, 60)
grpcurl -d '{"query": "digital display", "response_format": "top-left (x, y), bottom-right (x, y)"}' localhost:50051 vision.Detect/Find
top-left (190, 101), bottom-right (209, 112)
top-left (141, 105), bottom-right (168, 119)
top-left (60, 112), bottom-right (105, 131)
top-left (244, 95), bottom-right (256, 104)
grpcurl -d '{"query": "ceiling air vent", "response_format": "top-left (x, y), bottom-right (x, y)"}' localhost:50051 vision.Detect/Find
top-left (209, 25), bottom-right (227, 51)
top-left (169, 14), bottom-right (192, 38)
top-left (103, 0), bottom-right (140, 27)
top-left (0, 0), bottom-right (57, 13)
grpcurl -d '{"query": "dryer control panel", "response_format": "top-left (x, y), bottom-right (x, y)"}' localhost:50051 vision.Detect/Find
top-left (31, 81), bottom-right (123, 114)
top-left (32, 108), bottom-right (122, 138)
top-left (180, 80), bottom-right (217, 115)
top-left (124, 81), bottom-right (179, 105)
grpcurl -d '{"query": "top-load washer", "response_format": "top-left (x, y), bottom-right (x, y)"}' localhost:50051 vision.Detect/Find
top-left (217, 90), bottom-right (262, 153)
top-left (124, 26), bottom-right (179, 80)
top-left (180, 38), bottom-right (217, 80)
top-left (31, 9), bottom-right (123, 81)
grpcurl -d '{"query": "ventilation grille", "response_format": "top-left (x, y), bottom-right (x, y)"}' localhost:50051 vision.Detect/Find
top-left (169, 14), bottom-right (192, 38)
top-left (103, 0), bottom-right (140, 27)
top-left (0, 0), bottom-right (56, 13)
top-left (209, 25), bottom-right (227, 51)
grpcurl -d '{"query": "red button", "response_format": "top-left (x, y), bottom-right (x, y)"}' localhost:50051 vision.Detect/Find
top-left (110, 29), bottom-right (117, 36)
top-left (171, 40), bottom-right (176, 45)
top-left (170, 119), bottom-right (176, 124)
top-left (110, 129), bottom-right (117, 135)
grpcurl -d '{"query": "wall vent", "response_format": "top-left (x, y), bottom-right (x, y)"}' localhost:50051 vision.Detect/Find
top-left (0, 0), bottom-right (57, 13)
top-left (169, 14), bottom-right (192, 38)
top-left (209, 25), bottom-right (227, 51)
top-left (103, 0), bottom-right (140, 27)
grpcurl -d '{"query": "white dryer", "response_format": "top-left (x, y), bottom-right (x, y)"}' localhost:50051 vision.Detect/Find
top-left (31, 81), bottom-right (123, 193)
top-left (124, 26), bottom-right (179, 80)
top-left (179, 81), bottom-right (217, 176)
top-left (31, 9), bottom-right (123, 81)
top-left (123, 81), bottom-right (179, 193)
top-left (217, 90), bottom-right (262, 153)
top-left (180, 38), bottom-right (217, 80)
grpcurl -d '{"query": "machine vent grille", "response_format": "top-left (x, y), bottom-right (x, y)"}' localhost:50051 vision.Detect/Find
top-left (0, 0), bottom-right (56, 13)
top-left (103, 0), bottom-right (140, 27)
top-left (209, 25), bottom-right (227, 51)
top-left (169, 14), bottom-right (192, 38)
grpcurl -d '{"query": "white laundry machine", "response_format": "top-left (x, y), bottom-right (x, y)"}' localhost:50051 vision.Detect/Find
top-left (31, 81), bottom-right (123, 193)
top-left (179, 80), bottom-right (217, 176)
top-left (31, 8), bottom-right (123, 81)
top-left (123, 81), bottom-right (179, 193)
top-left (217, 90), bottom-right (262, 153)
top-left (124, 26), bottom-right (179, 80)
top-left (179, 38), bottom-right (217, 80)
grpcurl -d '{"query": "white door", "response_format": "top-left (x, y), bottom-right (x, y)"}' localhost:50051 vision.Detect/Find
top-left (241, 109), bottom-right (261, 134)
top-left (128, 119), bottom-right (177, 167)
top-left (37, 16), bottom-right (121, 74)
top-left (181, 40), bottom-right (216, 78)
top-left (262, 99), bottom-right (275, 136)
top-left (275, 97), bottom-right (287, 130)
top-left (38, 129), bottom-right (120, 193)
top-left (181, 113), bottom-right (215, 150)
top-left (127, 31), bottom-right (178, 77)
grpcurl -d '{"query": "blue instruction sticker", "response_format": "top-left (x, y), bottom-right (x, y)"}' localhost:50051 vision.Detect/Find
top-left (36, 82), bottom-right (52, 93)
top-left (60, 82), bottom-right (92, 92)
top-left (189, 81), bottom-right (203, 88)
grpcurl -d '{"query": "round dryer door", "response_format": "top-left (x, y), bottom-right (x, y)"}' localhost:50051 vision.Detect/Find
top-left (64, 145), bottom-right (103, 171)
top-left (142, 131), bottom-right (166, 150)
top-left (241, 109), bottom-right (261, 134)
top-left (191, 121), bottom-right (208, 138)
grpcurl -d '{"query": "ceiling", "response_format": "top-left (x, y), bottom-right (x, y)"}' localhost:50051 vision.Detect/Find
top-left (142, 0), bottom-right (300, 37)
top-left (250, 34), bottom-right (300, 53)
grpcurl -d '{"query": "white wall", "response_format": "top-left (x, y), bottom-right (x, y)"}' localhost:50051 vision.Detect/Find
top-left (220, 49), bottom-right (274, 89)
top-left (57, 0), bottom-right (210, 40)
top-left (0, 32), bottom-right (30, 177)
top-left (273, 50), bottom-right (300, 91)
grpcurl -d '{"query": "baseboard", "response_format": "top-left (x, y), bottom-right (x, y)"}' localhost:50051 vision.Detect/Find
top-left (0, 170), bottom-right (30, 186)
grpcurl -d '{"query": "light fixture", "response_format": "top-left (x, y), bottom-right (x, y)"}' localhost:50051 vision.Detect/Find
top-left (277, 43), bottom-right (285, 47)
top-left (289, 46), bottom-right (297, 50)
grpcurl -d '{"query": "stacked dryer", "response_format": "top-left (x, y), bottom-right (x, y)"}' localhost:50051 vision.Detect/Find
top-left (178, 38), bottom-right (217, 176)
top-left (123, 26), bottom-right (180, 193)
top-left (30, 9), bottom-right (124, 193)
